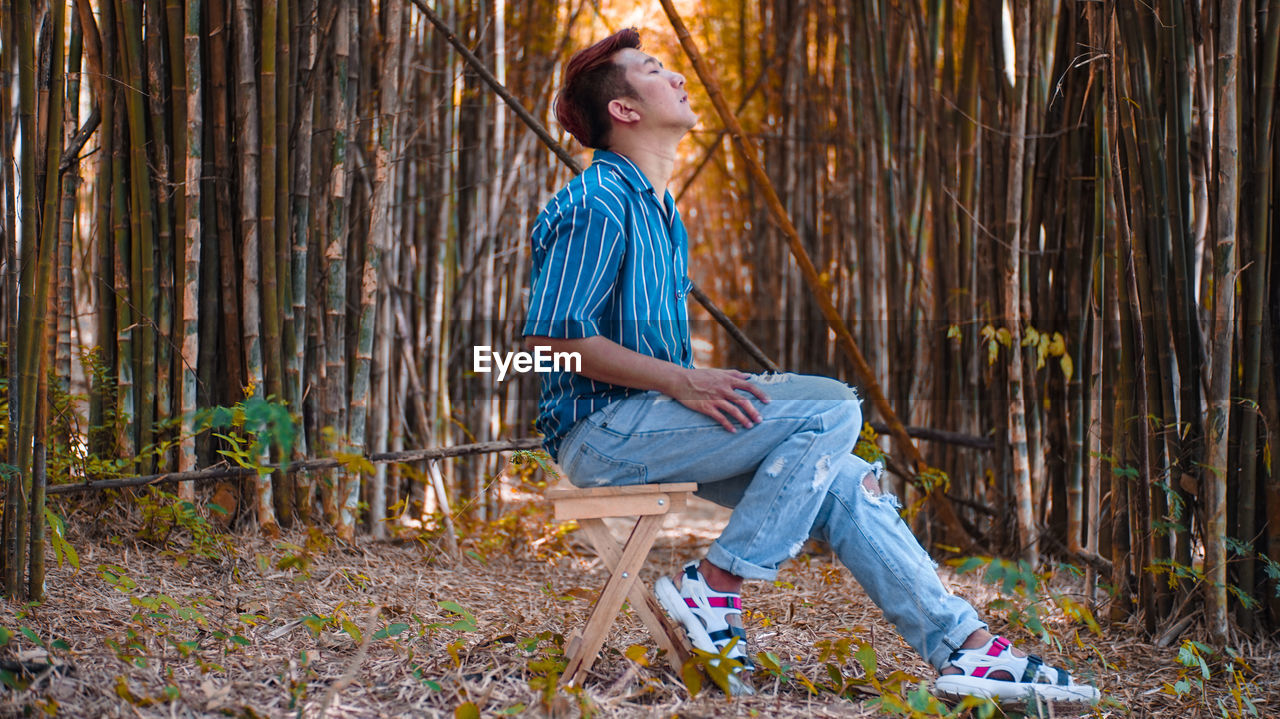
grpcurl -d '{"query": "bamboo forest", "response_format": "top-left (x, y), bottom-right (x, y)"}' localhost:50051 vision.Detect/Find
top-left (0, 0), bottom-right (1278, 716)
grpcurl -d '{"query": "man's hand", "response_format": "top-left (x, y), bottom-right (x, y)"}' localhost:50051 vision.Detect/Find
top-left (666, 368), bottom-right (770, 433)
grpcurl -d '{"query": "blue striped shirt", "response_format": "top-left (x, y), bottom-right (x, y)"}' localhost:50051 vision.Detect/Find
top-left (523, 150), bottom-right (693, 458)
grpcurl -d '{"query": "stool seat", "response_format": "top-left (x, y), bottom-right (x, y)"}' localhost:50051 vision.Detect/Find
top-left (548, 481), bottom-right (699, 687)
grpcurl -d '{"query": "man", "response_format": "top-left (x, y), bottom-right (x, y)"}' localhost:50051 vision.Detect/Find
top-left (522, 28), bottom-right (1099, 706)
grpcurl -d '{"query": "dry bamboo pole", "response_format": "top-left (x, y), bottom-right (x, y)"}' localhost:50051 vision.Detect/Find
top-left (209, 0), bottom-right (243, 400)
top-left (179, 0), bottom-right (203, 484)
top-left (233, 0), bottom-right (279, 533)
top-left (290, 0), bottom-right (318, 522)
top-left (323, 0), bottom-right (352, 529)
top-left (1205, 0), bottom-right (1240, 643)
top-left (1235, 0), bottom-right (1279, 625)
top-left (656, 0), bottom-right (976, 549)
top-left (274, 0), bottom-right (294, 520)
top-left (48, 438), bottom-right (542, 495)
top-left (6, 0), bottom-right (40, 597)
top-left (259, 0), bottom-right (289, 523)
top-left (1003, 0), bottom-right (1037, 565)
top-left (56, 12), bottom-right (84, 398)
top-left (86, 0), bottom-right (116, 458)
top-left (356, 0), bottom-right (403, 540)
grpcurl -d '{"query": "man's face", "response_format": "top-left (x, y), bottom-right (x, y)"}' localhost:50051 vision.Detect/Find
top-left (610, 48), bottom-right (697, 135)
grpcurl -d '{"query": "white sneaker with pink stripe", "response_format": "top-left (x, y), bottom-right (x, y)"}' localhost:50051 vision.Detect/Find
top-left (933, 635), bottom-right (1100, 705)
top-left (654, 561), bottom-right (752, 671)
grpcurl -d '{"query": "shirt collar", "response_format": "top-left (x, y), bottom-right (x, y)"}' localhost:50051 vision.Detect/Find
top-left (592, 149), bottom-right (656, 195)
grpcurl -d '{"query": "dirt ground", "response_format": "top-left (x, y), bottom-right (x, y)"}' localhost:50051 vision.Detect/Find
top-left (0, 490), bottom-right (1274, 718)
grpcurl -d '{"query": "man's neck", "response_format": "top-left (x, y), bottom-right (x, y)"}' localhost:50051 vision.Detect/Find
top-left (607, 135), bottom-right (680, 193)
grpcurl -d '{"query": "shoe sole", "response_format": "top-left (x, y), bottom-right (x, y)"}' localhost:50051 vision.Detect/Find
top-left (934, 675), bottom-right (1100, 705)
top-left (653, 577), bottom-right (755, 697)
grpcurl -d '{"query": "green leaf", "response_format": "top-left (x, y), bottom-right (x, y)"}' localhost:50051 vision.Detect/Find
top-left (432, 601), bottom-right (478, 632)
top-left (373, 622), bottom-right (410, 640)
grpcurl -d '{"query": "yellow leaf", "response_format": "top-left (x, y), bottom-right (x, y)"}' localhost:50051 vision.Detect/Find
top-left (455, 702), bottom-right (480, 719)
top-left (1022, 326), bottom-right (1039, 347)
top-left (1048, 331), bottom-right (1067, 356)
top-left (1036, 331), bottom-right (1050, 370)
top-left (681, 659), bottom-right (702, 697)
top-left (995, 327), bottom-right (1012, 348)
top-left (1060, 355), bottom-right (1074, 383)
top-left (1264, 440), bottom-right (1271, 476)
top-left (980, 324), bottom-right (995, 342)
top-left (624, 644), bottom-right (649, 666)
top-left (987, 340), bottom-right (999, 366)
top-left (947, 324), bottom-right (962, 340)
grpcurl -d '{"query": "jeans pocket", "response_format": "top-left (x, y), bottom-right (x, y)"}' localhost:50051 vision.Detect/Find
top-left (565, 440), bottom-right (647, 488)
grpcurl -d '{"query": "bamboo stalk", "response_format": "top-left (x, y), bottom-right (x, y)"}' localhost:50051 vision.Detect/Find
top-left (56, 12), bottom-right (83, 400)
top-left (145, 0), bottom-right (175, 473)
top-left (1204, 0), bottom-right (1240, 643)
top-left (323, 0), bottom-right (352, 530)
top-left (179, 0), bottom-right (203, 482)
top-left (290, 0), bottom-right (317, 522)
top-left (7, 0), bottom-right (40, 597)
top-left (1003, 0), bottom-right (1036, 565)
top-left (353, 0), bottom-right (403, 540)
top-left (1235, 0), bottom-right (1279, 626)
top-left (120, 0), bottom-right (158, 469)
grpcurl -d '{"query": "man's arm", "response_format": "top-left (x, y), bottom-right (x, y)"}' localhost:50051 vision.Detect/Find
top-left (525, 335), bottom-right (768, 433)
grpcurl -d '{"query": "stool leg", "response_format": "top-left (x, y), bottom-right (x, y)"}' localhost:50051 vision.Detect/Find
top-left (577, 518), bottom-right (691, 673)
top-left (561, 513), bottom-right (664, 687)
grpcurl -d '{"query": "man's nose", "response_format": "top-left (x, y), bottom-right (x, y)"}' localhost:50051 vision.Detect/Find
top-left (671, 71), bottom-right (686, 88)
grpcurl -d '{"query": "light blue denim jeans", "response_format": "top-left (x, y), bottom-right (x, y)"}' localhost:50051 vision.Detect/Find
top-left (555, 372), bottom-right (986, 670)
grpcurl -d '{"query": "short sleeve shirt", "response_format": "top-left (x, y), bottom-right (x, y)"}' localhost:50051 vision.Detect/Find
top-left (523, 150), bottom-right (693, 458)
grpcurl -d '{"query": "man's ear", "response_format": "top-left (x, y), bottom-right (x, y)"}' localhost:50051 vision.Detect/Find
top-left (607, 97), bottom-right (639, 126)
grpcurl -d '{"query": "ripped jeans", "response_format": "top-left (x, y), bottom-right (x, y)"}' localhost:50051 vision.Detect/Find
top-left (555, 372), bottom-right (985, 670)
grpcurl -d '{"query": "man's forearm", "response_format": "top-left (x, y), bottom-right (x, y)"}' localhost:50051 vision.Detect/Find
top-left (524, 335), bottom-right (688, 395)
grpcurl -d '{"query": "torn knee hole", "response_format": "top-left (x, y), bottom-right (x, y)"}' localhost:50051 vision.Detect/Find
top-left (861, 472), bottom-right (880, 495)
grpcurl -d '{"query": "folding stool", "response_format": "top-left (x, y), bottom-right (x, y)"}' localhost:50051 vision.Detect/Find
top-left (546, 481), bottom-right (698, 687)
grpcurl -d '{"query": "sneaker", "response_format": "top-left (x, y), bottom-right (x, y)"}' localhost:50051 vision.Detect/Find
top-left (654, 561), bottom-right (754, 695)
top-left (933, 635), bottom-right (1100, 706)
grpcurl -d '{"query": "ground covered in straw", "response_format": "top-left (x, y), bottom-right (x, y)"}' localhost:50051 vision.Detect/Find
top-left (0, 489), bottom-right (1275, 718)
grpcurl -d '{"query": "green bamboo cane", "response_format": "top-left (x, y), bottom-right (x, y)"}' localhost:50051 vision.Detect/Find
top-left (2, 0), bottom-right (18, 531)
top-left (179, 0), bottom-right (203, 477)
top-left (26, 0), bottom-right (67, 601)
top-left (1205, 0), bottom-right (1241, 643)
top-left (90, 0), bottom-right (117, 459)
top-left (120, 0), bottom-right (157, 467)
top-left (274, 0), bottom-right (294, 520)
top-left (1235, 0), bottom-right (1279, 625)
top-left (7, 0), bottom-right (39, 597)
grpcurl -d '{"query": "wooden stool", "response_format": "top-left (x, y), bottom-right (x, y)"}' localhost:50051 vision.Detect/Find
top-left (547, 482), bottom-right (698, 686)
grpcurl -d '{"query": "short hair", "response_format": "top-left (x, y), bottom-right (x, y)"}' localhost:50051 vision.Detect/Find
top-left (555, 28), bottom-right (641, 150)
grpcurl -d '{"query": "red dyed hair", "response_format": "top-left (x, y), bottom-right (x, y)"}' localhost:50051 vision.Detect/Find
top-left (555, 28), bottom-right (642, 150)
